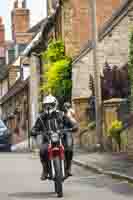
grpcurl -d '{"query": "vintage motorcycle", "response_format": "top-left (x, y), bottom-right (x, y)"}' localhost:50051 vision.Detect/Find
top-left (44, 129), bottom-right (72, 198)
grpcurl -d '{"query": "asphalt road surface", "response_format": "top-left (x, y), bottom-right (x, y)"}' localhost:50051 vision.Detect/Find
top-left (0, 153), bottom-right (133, 200)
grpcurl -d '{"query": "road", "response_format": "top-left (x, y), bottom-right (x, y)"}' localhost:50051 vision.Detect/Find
top-left (0, 153), bottom-right (133, 199)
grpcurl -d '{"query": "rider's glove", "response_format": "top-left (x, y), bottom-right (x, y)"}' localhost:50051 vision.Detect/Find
top-left (57, 130), bottom-right (61, 134)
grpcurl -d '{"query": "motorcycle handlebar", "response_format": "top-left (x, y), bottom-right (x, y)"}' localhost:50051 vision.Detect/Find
top-left (60, 129), bottom-right (73, 133)
top-left (34, 129), bottom-right (72, 136)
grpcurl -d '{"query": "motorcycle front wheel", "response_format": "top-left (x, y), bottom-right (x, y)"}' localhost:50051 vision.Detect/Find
top-left (54, 157), bottom-right (63, 198)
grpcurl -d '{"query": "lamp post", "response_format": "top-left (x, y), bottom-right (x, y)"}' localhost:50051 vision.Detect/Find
top-left (89, 0), bottom-right (103, 150)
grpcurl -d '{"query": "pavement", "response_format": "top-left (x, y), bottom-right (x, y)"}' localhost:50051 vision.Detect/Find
top-left (73, 146), bottom-right (133, 183)
top-left (1, 153), bottom-right (133, 199)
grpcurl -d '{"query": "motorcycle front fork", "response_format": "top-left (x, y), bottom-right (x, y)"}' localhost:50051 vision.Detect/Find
top-left (61, 159), bottom-right (65, 178)
top-left (50, 159), bottom-right (65, 179)
top-left (51, 159), bottom-right (55, 178)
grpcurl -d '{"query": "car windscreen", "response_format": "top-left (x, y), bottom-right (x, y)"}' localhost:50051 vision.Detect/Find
top-left (0, 120), bottom-right (7, 129)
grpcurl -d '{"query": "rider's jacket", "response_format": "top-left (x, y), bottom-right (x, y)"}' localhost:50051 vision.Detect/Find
top-left (31, 110), bottom-right (78, 140)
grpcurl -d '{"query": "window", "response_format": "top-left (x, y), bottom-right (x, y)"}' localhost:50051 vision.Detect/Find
top-left (6, 48), bottom-right (15, 64)
top-left (0, 120), bottom-right (7, 129)
top-left (0, 47), bottom-right (5, 58)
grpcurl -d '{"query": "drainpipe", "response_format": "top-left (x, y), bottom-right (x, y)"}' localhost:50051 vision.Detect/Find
top-left (89, 0), bottom-right (103, 150)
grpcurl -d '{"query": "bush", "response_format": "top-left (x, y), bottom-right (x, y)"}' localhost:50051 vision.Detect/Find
top-left (108, 120), bottom-right (123, 149)
top-left (88, 121), bottom-right (96, 130)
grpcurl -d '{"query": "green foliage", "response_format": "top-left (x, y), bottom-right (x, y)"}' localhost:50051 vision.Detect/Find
top-left (108, 120), bottom-right (123, 148)
top-left (41, 40), bottom-right (72, 104)
top-left (88, 121), bottom-right (96, 130)
top-left (121, 130), bottom-right (128, 149)
top-left (128, 29), bottom-right (133, 112)
top-left (42, 40), bottom-right (65, 63)
top-left (42, 59), bottom-right (72, 97)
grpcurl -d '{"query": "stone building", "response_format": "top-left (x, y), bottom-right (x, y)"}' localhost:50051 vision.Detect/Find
top-left (72, 0), bottom-right (131, 112)
top-left (0, 56), bottom-right (30, 144)
top-left (1, 78), bottom-right (29, 144)
top-left (46, 0), bottom-right (123, 128)
top-left (22, 4), bottom-right (60, 129)
top-left (72, 0), bottom-right (133, 151)
top-left (0, 17), bottom-right (6, 57)
top-left (48, 0), bottom-right (121, 57)
top-left (1, 0), bottom-right (124, 145)
top-left (9, 0), bottom-right (126, 147)
top-left (0, 0), bottom-right (38, 144)
top-left (0, 16), bottom-right (8, 118)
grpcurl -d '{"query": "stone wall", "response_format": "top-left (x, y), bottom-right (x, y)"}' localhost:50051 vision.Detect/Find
top-left (98, 16), bottom-right (128, 72)
top-left (127, 125), bottom-right (133, 159)
top-left (127, 4), bottom-right (133, 158)
top-left (61, 0), bottom-right (121, 57)
top-left (8, 65), bottom-right (19, 87)
top-left (71, 2), bottom-right (133, 153)
top-left (72, 11), bottom-right (129, 99)
top-left (72, 97), bottom-right (89, 127)
top-left (80, 128), bottom-right (98, 151)
top-left (103, 98), bottom-right (129, 152)
top-left (61, 1), bottom-right (74, 56)
top-left (1, 81), bottom-right (29, 145)
top-left (79, 98), bottom-right (129, 152)
top-left (72, 5), bottom-right (130, 101)
top-left (72, 48), bottom-right (95, 99)
top-left (80, 125), bottom-right (128, 152)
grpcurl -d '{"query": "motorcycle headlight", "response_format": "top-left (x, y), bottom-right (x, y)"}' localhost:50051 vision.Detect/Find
top-left (51, 133), bottom-right (59, 143)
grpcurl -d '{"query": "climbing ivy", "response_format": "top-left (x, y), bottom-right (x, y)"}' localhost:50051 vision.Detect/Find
top-left (42, 40), bottom-right (65, 63)
top-left (41, 40), bottom-right (72, 105)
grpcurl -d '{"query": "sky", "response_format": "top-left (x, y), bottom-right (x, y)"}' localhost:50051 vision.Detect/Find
top-left (0, 0), bottom-right (47, 40)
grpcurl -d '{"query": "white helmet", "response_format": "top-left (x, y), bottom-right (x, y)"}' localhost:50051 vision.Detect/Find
top-left (42, 95), bottom-right (58, 114)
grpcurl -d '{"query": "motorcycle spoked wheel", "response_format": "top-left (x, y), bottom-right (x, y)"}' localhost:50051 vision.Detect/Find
top-left (53, 157), bottom-right (63, 198)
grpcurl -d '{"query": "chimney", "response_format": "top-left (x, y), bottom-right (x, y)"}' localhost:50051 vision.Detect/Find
top-left (14, 0), bottom-right (18, 8)
top-left (11, 0), bottom-right (30, 40)
top-left (0, 17), bottom-right (5, 44)
top-left (14, 0), bottom-right (26, 8)
top-left (22, 0), bottom-right (26, 8)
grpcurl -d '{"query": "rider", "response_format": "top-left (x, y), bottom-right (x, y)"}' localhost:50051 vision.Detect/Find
top-left (63, 102), bottom-right (77, 123)
top-left (31, 95), bottom-right (78, 180)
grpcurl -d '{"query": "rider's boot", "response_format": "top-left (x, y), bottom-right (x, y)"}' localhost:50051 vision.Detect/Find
top-left (67, 167), bottom-right (72, 176)
top-left (66, 160), bottom-right (72, 177)
top-left (40, 164), bottom-right (48, 180)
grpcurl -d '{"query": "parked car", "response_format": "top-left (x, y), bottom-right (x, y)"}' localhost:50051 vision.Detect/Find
top-left (0, 120), bottom-right (11, 151)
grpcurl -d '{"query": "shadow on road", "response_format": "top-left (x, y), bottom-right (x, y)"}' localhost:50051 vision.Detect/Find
top-left (9, 192), bottom-right (57, 199)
